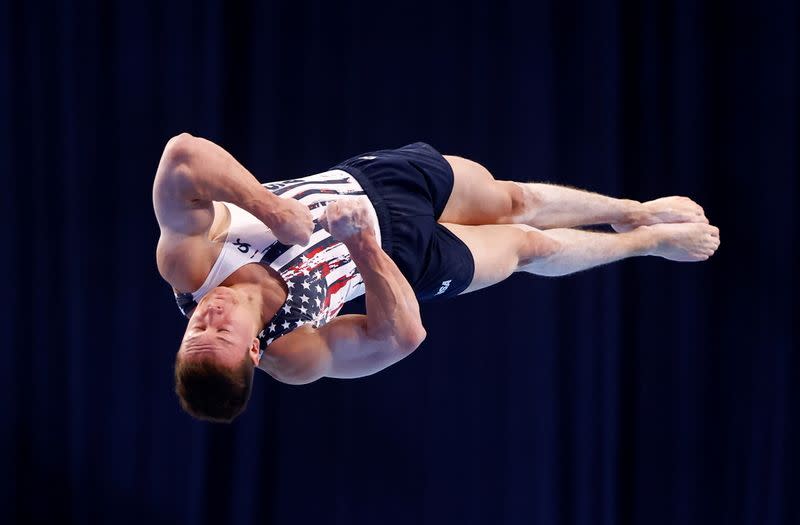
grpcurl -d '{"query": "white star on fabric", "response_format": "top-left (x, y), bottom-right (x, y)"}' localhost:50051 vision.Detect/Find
top-left (282, 304), bottom-right (292, 314)
top-left (295, 320), bottom-right (304, 327)
top-left (286, 293), bottom-right (293, 302)
top-left (314, 298), bottom-right (321, 307)
top-left (315, 285), bottom-right (322, 293)
top-left (299, 306), bottom-right (307, 314)
top-left (282, 320), bottom-right (291, 329)
top-left (268, 323), bottom-right (276, 332)
top-left (300, 294), bottom-right (309, 303)
top-left (314, 271), bottom-right (322, 280)
top-left (266, 338), bottom-right (274, 345)
top-left (286, 281), bottom-right (295, 288)
top-left (301, 281), bottom-right (311, 289)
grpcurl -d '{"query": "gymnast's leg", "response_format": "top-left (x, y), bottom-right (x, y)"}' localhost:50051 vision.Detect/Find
top-left (438, 155), bottom-right (708, 230)
top-left (441, 221), bottom-right (720, 294)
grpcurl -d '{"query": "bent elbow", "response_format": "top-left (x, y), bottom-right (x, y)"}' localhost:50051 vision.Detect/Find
top-left (413, 326), bottom-right (428, 349)
top-left (397, 325), bottom-right (427, 354)
top-left (162, 132), bottom-right (198, 170)
top-left (280, 373), bottom-right (323, 386)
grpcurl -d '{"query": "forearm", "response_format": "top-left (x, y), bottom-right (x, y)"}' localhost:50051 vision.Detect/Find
top-left (163, 133), bottom-right (281, 223)
top-left (516, 182), bottom-right (646, 229)
top-left (343, 233), bottom-right (425, 348)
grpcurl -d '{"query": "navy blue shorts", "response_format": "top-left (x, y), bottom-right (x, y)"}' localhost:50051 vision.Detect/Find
top-left (331, 142), bottom-right (475, 301)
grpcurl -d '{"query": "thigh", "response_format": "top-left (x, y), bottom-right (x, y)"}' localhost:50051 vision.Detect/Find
top-left (439, 155), bottom-right (524, 225)
top-left (440, 223), bottom-right (531, 295)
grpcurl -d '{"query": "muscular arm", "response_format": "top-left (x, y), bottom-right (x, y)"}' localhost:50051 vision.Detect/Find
top-left (265, 200), bottom-right (426, 384)
top-left (152, 133), bottom-right (313, 243)
top-left (340, 233), bottom-right (425, 351)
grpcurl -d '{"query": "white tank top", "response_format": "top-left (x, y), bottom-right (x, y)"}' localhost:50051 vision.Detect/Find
top-left (174, 169), bottom-right (380, 353)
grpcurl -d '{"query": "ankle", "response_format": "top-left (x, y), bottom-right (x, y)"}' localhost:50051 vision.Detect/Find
top-left (623, 225), bottom-right (659, 256)
top-left (621, 199), bottom-right (649, 225)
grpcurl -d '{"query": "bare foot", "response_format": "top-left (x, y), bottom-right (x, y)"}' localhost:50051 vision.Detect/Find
top-left (646, 223), bottom-right (720, 262)
top-left (613, 196), bottom-right (708, 232)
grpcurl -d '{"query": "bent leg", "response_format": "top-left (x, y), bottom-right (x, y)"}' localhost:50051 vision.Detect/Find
top-left (439, 155), bottom-right (707, 229)
top-left (441, 222), bottom-right (720, 294)
top-left (439, 155), bottom-right (641, 227)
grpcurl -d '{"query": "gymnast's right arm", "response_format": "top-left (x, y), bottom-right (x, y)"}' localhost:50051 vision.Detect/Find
top-left (152, 133), bottom-right (314, 245)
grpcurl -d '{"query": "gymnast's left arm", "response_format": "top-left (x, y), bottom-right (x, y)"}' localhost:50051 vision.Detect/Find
top-left (317, 198), bottom-right (427, 378)
top-left (262, 198), bottom-right (427, 384)
top-left (152, 132), bottom-right (314, 245)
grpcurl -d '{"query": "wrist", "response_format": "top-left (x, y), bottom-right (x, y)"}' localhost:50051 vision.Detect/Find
top-left (343, 229), bottom-right (380, 255)
top-left (249, 187), bottom-right (281, 225)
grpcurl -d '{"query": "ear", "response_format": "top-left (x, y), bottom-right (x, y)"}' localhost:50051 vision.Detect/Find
top-left (247, 337), bottom-right (260, 366)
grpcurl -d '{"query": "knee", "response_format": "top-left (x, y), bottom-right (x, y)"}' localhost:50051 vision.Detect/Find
top-left (517, 227), bottom-right (561, 266)
top-left (505, 182), bottom-right (542, 222)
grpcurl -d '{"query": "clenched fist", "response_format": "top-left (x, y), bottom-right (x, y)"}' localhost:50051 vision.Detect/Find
top-left (319, 197), bottom-right (375, 241)
top-left (268, 197), bottom-right (315, 245)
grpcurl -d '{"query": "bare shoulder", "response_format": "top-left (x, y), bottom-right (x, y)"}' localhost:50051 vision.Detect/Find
top-left (156, 231), bottom-right (220, 292)
top-left (257, 326), bottom-right (332, 385)
top-left (156, 201), bottom-right (230, 292)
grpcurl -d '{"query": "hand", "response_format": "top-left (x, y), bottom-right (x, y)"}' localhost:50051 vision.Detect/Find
top-left (268, 197), bottom-right (314, 245)
top-left (319, 197), bottom-right (375, 242)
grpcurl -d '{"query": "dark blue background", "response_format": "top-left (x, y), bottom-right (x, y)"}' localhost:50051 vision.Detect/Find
top-left (2, 0), bottom-right (797, 523)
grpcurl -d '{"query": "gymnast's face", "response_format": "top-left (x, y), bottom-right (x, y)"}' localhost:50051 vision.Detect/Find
top-left (179, 287), bottom-right (259, 367)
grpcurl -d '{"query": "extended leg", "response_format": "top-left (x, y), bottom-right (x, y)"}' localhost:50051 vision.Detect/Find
top-left (439, 155), bottom-right (708, 229)
top-left (442, 222), bottom-right (720, 294)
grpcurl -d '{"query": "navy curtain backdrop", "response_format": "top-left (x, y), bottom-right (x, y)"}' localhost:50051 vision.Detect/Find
top-left (1, 0), bottom-right (797, 523)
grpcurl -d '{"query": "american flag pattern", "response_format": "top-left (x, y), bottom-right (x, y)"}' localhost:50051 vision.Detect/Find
top-left (174, 169), bottom-right (381, 353)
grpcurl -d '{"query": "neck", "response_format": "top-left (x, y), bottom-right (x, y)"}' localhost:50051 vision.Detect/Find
top-left (227, 281), bottom-right (268, 331)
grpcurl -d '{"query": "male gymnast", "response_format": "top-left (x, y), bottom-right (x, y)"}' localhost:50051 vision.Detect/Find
top-left (153, 134), bottom-right (720, 422)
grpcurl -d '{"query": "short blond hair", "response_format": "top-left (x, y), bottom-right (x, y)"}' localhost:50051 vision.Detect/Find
top-left (174, 349), bottom-right (255, 423)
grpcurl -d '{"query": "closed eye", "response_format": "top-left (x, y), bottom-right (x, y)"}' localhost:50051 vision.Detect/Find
top-left (216, 335), bottom-right (235, 345)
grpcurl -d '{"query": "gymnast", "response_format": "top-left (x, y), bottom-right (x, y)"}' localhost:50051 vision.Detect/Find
top-left (153, 134), bottom-right (720, 422)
